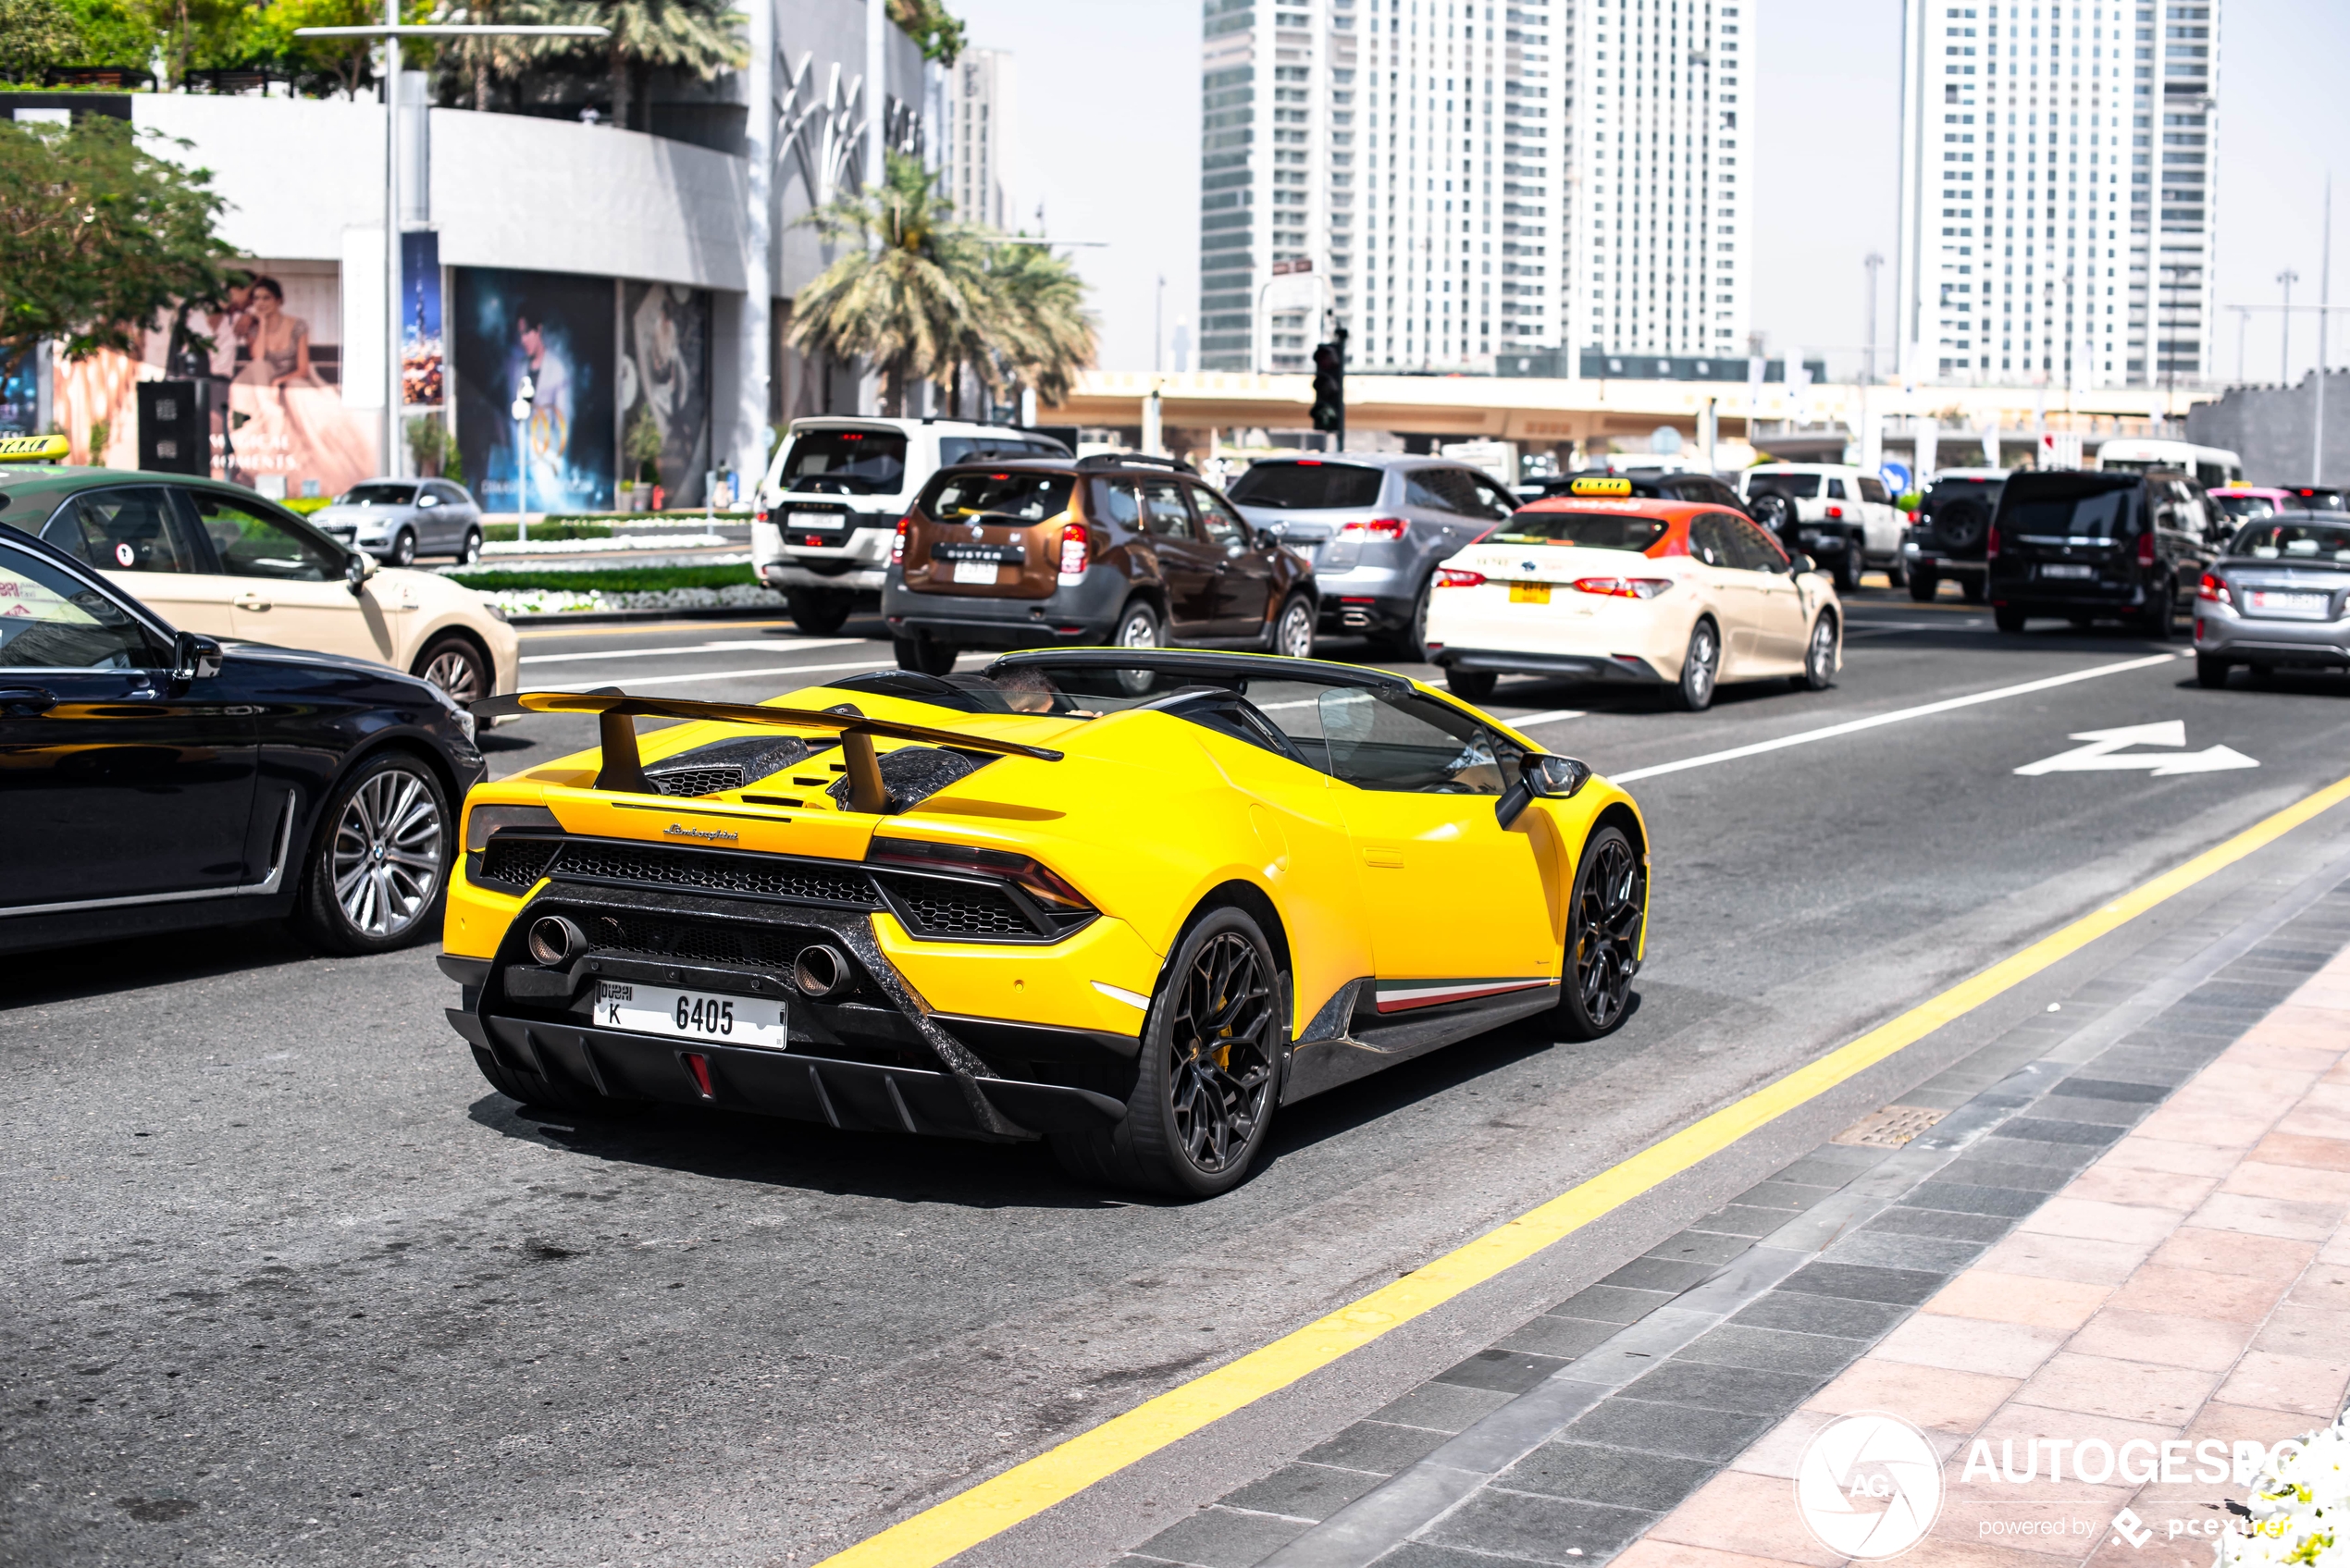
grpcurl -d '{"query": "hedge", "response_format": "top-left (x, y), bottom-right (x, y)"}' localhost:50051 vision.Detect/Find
top-left (446, 564), bottom-right (761, 593)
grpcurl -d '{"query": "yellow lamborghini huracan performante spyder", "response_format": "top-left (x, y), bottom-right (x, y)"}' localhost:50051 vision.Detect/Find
top-left (445, 651), bottom-right (1649, 1196)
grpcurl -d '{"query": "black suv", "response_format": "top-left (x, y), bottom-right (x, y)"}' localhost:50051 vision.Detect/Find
top-left (1903, 472), bottom-right (2006, 603)
top-left (1986, 468), bottom-right (2219, 636)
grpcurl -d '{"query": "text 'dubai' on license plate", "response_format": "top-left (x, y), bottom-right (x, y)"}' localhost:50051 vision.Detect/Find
top-left (597, 982), bottom-right (789, 1050)
top-left (1510, 581), bottom-right (1552, 604)
top-left (789, 511), bottom-right (845, 530)
top-left (2245, 590), bottom-right (2329, 619)
top-left (952, 561), bottom-right (999, 585)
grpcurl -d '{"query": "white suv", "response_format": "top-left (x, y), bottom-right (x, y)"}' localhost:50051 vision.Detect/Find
top-left (1738, 463), bottom-right (1906, 592)
top-left (754, 418), bottom-right (1071, 634)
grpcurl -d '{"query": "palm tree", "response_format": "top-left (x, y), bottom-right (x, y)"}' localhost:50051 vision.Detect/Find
top-left (787, 151), bottom-right (996, 416)
top-left (981, 240), bottom-right (1097, 407)
top-left (587, 0), bottom-right (746, 132)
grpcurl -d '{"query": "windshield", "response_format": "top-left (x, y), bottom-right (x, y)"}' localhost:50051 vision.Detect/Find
top-left (781, 429), bottom-right (908, 495)
top-left (1748, 473), bottom-right (1822, 500)
top-left (2230, 522), bottom-right (2350, 562)
top-left (1488, 510), bottom-right (1669, 551)
top-left (2005, 482), bottom-right (2138, 539)
top-left (1227, 463), bottom-right (1386, 510)
top-left (336, 483), bottom-right (415, 507)
top-left (2212, 494), bottom-right (2281, 522)
top-left (921, 470), bottom-right (1074, 524)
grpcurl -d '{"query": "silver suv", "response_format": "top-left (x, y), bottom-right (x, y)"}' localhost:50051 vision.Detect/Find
top-left (1225, 455), bottom-right (1520, 657)
top-left (755, 417), bottom-right (1070, 635)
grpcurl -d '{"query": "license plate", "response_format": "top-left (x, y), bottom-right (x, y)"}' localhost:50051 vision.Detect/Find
top-left (788, 510), bottom-right (846, 530)
top-left (2245, 590), bottom-right (2330, 619)
top-left (1509, 581), bottom-right (1552, 604)
top-left (595, 982), bottom-right (789, 1051)
top-left (2039, 563), bottom-right (2096, 579)
top-left (952, 561), bottom-right (1000, 585)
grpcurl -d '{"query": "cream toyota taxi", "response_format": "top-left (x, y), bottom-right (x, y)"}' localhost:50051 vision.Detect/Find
top-left (1424, 478), bottom-right (1843, 712)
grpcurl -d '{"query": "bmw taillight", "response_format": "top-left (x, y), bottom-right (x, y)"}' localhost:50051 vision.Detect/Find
top-left (1339, 517), bottom-right (1412, 541)
top-left (2197, 572), bottom-right (2231, 606)
top-left (1058, 521), bottom-right (1089, 577)
top-left (1572, 576), bottom-right (1675, 599)
top-left (892, 515), bottom-right (909, 565)
top-left (2137, 529), bottom-right (2157, 567)
top-left (865, 836), bottom-right (1094, 914)
top-left (1435, 566), bottom-right (1487, 587)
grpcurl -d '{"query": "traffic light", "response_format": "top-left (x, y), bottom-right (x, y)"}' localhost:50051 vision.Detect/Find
top-left (1310, 330), bottom-right (1346, 439)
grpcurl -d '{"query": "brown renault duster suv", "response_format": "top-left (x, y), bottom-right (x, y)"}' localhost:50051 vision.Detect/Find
top-left (880, 451), bottom-right (1320, 673)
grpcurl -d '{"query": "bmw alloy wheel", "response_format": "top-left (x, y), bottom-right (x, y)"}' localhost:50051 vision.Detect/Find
top-left (329, 766), bottom-right (445, 939)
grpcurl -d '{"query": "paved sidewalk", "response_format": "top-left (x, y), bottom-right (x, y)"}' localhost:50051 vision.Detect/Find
top-left (1117, 873), bottom-right (2350, 1568)
top-left (1634, 947), bottom-right (2350, 1568)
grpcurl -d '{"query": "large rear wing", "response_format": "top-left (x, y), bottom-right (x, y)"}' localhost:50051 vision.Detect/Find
top-left (472, 689), bottom-right (1064, 812)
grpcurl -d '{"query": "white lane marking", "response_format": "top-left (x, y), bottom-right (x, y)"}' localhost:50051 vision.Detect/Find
top-left (521, 636), bottom-right (867, 665)
top-left (2015, 720), bottom-right (2259, 777)
top-left (531, 653), bottom-right (987, 694)
top-left (1611, 651), bottom-right (2187, 785)
top-left (1498, 709), bottom-right (1587, 727)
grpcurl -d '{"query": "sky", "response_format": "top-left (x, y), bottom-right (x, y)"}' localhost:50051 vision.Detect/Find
top-left (950, 0), bottom-right (2350, 387)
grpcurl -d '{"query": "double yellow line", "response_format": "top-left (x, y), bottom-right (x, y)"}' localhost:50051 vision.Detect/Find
top-left (822, 768), bottom-right (2350, 1568)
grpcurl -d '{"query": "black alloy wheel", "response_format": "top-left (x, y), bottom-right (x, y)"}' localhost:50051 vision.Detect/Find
top-left (1446, 667), bottom-right (1499, 703)
top-left (2140, 576), bottom-right (2182, 640)
top-left (2196, 653), bottom-right (2232, 688)
top-left (1379, 575), bottom-right (1435, 662)
top-left (1268, 593), bottom-right (1317, 660)
top-left (892, 635), bottom-right (959, 675)
top-left (1674, 618), bottom-right (1720, 711)
top-left (413, 633), bottom-right (490, 706)
top-left (391, 527), bottom-right (418, 568)
top-left (291, 749), bottom-right (451, 955)
top-left (1796, 611), bottom-right (1838, 691)
top-left (1053, 906), bottom-right (1283, 1198)
top-left (1835, 536), bottom-right (1864, 594)
top-left (1960, 576), bottom-right (1988, 604)
top-left (1908, 569), bottom-right (1940, 603)
top-left (459, 526), bottom-right (483, 565)
top-left (1558, 824), bottom-right (1642, 1041)
top-left (786, 586), bottom-right (855, 636)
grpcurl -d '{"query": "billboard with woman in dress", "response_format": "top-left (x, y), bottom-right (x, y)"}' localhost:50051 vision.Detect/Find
top-left (452, 268), bottom-right (615, 514)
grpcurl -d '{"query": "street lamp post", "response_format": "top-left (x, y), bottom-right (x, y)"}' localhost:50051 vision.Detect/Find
top-left (293, 18), bottom-right (606, 489)
top-left (2277, 268), bottom-right (2301, 386)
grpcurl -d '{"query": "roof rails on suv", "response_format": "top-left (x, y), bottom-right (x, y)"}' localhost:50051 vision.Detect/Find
top-left (1073, 451), bottom-right (1199, 475)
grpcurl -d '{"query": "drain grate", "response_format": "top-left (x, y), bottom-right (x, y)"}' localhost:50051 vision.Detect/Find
top-left (1831, 1104), bottom-right (1948, 1148)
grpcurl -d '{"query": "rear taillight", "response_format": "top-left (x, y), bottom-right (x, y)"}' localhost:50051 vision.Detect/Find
top-left (866, 836), bottom-right (1094, 913)
top-left (892, 515), bottom-right (909, 565)
top-left (2137, 529), bottom-right (2157, 568)
top-left (1058, 521), bottom-right (1089, 577)
top-left (1338, 517), bottom-right (1412, 541)
top-left (1985, 524), bottom-right (2001, 561)
top-left (754, 508), bottom-right (771, 525)
top-left (1825, 504), bottom-right (1844, 520)
top-left (1572, 576), bottom-right (1675, 599)
top-left (2197, 572), bottom-right (2231, 605)
top-left (1435, 567), bottom-right (1487, 587)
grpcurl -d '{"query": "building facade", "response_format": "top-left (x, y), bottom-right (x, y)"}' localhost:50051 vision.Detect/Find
top-left (1195, 0), bottom-right (1751, 377)
top-left (945, 48), bottom-right (1016, 231)
top-left (1895, 0), bottom-right (2220, 389)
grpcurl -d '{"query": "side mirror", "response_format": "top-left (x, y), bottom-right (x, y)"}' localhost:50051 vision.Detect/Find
top-left (345, 550), bottom-right (374, 597)
top-left (172, 631), bottom-right (224, 683)
top-left (1496, 754), bottom-right (1592, 827)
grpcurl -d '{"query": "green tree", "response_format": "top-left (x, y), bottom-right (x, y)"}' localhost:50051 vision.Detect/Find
top-left (982, 240), bottom-right (1096, 406)
top-left (127, 0), bottom-right (259, 88)
top-left (787, 150), bottom-right (996, 415)
top-left (0, 0), bottom-right (84, 82)
top-left (584, 0), bottom-right (747, 132)
top-left (886, 0), bottom-right (962, 65)
top-left (251, 0), bottom-right (379, 98)
top-left (54, 0), bottom-right (158, 70)
top-left (0, 117), bottom-right (241, 362)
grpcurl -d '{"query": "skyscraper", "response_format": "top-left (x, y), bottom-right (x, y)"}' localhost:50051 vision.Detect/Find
top-left (946, 48), bottom-right (1016, 231)
top-left (1894, 0), bottom-right (2218, 389)
top-left (1196, 0), bottom-right (1751, 377)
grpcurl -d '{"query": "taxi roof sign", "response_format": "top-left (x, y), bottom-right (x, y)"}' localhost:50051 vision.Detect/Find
top-left (0, 434), bottom-right (70, 463)
top-left (1568, 475), bottom-right (1634, 497)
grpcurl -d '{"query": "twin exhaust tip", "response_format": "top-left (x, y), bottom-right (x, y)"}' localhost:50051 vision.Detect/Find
top-left (526, 915), bottom-right (853, 1001)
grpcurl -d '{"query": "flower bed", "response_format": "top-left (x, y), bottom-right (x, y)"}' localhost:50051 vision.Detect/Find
top-left (2220, 1406), bottom-right (2346, 1568)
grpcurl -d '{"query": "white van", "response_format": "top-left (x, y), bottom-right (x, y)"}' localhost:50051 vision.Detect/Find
top-left (753, 417), bottom-right (1072, 634)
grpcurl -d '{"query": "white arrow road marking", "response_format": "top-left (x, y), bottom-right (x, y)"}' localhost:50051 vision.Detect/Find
top-left (2015, 720), bottom-right (2261, 777)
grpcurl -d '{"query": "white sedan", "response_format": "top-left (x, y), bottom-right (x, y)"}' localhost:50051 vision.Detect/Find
top-left (1425, 489), bottom-right (1842, 711)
